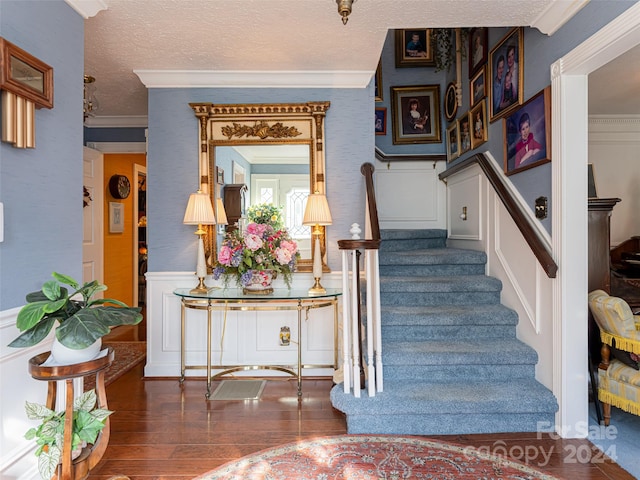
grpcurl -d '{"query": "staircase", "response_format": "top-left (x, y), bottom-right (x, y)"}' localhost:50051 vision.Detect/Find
top-left (330, 229), bottom-right (558, 435)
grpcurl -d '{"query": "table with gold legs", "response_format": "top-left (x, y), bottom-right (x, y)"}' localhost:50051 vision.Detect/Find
top-left (174, 288), bottom-right (341, 398)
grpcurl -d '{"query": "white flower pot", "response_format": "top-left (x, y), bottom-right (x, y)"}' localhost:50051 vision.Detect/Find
top-left (51, 338), bottom-right (102, 365)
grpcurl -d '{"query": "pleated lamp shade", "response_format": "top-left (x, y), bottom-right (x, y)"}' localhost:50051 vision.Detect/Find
top-left (215, 198), bottom-right (228, 225)
top-left (183, 191), bottom-right (216, 228)
top-left (303, 193), bottom-right (333, 226)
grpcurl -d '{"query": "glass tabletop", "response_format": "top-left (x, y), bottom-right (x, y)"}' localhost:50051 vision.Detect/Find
top-left (174, 287), bottom-right (342, 301)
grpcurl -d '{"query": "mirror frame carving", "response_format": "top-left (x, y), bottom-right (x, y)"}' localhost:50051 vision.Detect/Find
top-left (190, 101), bottom-right (331, 273)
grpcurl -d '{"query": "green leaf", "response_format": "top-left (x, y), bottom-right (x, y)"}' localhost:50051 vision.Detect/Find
top-left (16, 302), bottom-right (49, 331)
top-left (90, 408), bottom-right (114, 422)
top-left (52, 272), bottom-right (79, 289)
top-left (8, 317), bottom-right (57, 347)
top-left (74, 390), bottom-right (97, 412)
top-left (25, 401), bottom-right (55, 421)
top-left (38, 444), bottom-right (61, 480)
top-left (41, 280), bottom-right (61, 301)
top-left (42, 298), bottom-right (68, 314)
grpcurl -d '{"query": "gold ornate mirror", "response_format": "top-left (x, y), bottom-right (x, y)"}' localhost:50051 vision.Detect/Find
top-left (190, 102), bottom-right (330, 273)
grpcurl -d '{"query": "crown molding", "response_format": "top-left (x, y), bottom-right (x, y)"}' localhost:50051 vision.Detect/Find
top-left (530, 0), bottom-right (589, 35)
top-left (64, 0), bottom-right (107, 19)
top-left (84, 115), bottom-right (148, 128)
top-left (134, 70), bottom-right (373, 89)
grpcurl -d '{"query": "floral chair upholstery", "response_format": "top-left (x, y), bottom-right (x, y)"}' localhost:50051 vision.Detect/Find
top-left (588, 289), bottom-right (640, 426)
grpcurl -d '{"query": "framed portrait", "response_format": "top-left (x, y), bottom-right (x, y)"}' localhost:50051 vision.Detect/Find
top-left (109, 202), bottom-right (124, 233)
top-left (375, 107), bottom-right (387, 135)
top-left (395, 29), bottom-right (435, 68)
top-left (0, 38), bottom-right (54, 109)
top-left (391, 85), bottom-right (441, 145)
top-left (374, 60), bottom-right (383, 102)
top-left (488, 27), bottom-right (524, 123)
top-left (468, 27), bottom-right (488, 78)
top-left (503, 87), bottom-right (551, 176)
top-left (446, 122), bottom-right (459, 162)
top-left (444, 82), bottom-right (458, 123)
top-left (458, 113), bottom-right (472, 155)
top-left (216, 166), bottom-right (225, 185)
top-left (470, 66), bottom-right (486, 108)
top-left (232, 161), bottom-right (246, 184)
top-left (470, 100), bottom-right (488, 150)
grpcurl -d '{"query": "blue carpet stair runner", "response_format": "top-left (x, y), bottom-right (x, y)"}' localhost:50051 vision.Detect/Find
top-left (330, 229), bottom-right (558, 435)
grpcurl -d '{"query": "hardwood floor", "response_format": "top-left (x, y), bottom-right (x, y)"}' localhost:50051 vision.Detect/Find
top-left (90, 361), bottom-right (634, 479)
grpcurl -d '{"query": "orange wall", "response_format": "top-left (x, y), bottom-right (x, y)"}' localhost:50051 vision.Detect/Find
top-left (104, 153), bottom-right (146, 306)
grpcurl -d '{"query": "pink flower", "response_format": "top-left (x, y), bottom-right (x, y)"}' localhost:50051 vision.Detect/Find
top-left (246, 222), bottom-right (267, 237)
top-left (280, 239), bottom-right (298, 254)
top-left (244, 233), bottom-right (263, 251)
top-left (275, 247), bottom-right (292, 265)
top-left (218, 245), bottom-right (233, 266)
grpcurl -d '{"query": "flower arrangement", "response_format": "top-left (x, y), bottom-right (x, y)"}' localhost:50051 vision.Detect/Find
top-left (213, 204), bottom-right (299, 289)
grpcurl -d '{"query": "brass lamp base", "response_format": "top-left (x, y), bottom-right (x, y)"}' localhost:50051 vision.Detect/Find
top-left (190, 277), bottom-right (212, 294)
top-left (308, 277), bottom-right (326, 295)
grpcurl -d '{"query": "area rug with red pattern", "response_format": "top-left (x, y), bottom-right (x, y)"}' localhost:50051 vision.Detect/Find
top-left (194, 435), bottom-right (562, 480)
top-left (84, 341), bottom-right (146, 391)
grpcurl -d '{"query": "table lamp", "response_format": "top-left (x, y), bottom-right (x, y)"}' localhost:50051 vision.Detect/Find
top-left (183, 190), bottom-right (216, 293)
top-left (303, 192), bottom-right (333, 294)
top-left (215, 197), bottom-right (228, 233)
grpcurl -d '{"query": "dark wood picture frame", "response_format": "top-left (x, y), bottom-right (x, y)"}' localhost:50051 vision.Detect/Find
top-left (458, 112), bottom-right (471, 155)
top-left (444, 82), bottom-right (458, 123)
top-left (374, 60), bottom-right (383, 102)
top-left (488, 27), bottom-right (524, 123)
top-left (470, 100), bottom-right (488, 150)
top-left (468, 27), bottom-right (488, 78)
top-left (395, 29), bottom-right (435, 68)
top-left (391, 85), bottom-right (441, 145)
top-left (375, 107), bottom-right (387, 135)
top-left (503, 87), bottom-right (551, 176)
top-left (446, 122), bottom-right (459, 162)
top-left (470, 66), bottom-right (486, 108)
top-left (0, 37), bottom-right (53, 108)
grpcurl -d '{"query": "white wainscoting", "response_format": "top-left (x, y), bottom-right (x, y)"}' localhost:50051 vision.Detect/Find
top-left (445, 162), bottom-right (555, 389)
top-left (0, 307), bottom-right (51, 480)
top-left (375, 160), bottom-right (447, 230)
top-left (145, 272), bottom-right (343, 379)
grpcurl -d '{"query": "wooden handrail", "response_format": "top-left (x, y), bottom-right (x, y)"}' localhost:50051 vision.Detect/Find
top-left (439, 153), bottom-right (558, 278)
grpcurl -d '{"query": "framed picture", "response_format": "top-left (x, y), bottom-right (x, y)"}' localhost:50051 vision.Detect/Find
top-left (391, 85), bottom-right (441, 145)
top-left (446, 122), bottom-right (459, 162)
top-left (588, 164), bottom-right (598, 198)
top-left (489, 27), bottom-right (524, 123)
top-left (458, 113), bottom-right (471, 155)
top-left (444, 82), bottom-right (458, 123)
top-left (503, 87), bottom-right (551, 176)
top-left (470, 100), bottom-right (488, 149)
top-left (109, 202), bottom-right (124, 233)
top-left (232, 161), bottom-right (246, 184)
top-left (374, 60), bottom-right (383, 102)
top-left (0, 38), bottom-right (54, 109)
top-left (468, 28), bottom-right (488, 78)
top-left (395, 29), bottom-right (435, 68)
top-left (216, 166), bottom-right (225, 185)
top-left (470, 66), bottom-right (486, 108)
top-left (375, 107), bottom-right (387, 135)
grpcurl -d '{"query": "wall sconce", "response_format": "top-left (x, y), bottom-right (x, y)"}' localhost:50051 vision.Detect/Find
top-left (303, 192), bottom-right (333, 295)
top-left (183, 190), bottom-right (216, 293)
top-left (459, 206), bottom-right (468, 221)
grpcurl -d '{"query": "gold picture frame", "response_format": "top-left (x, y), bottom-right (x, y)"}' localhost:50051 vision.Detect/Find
top-left (470, 100), bottom-right (488, 150)
top-left (488, 27), bottom-right (524, 123)
top-left (391, 85), bottom-right (441, 145)
top-left (395, 29), bottom-right (435, 68)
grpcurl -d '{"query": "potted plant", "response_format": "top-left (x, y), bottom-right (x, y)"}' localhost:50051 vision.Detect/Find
top-left (8, 272), bottom-right (142, 363)
top-left (25, 389), bottom-right (113, 480)
top-left (212, 203), bottom-right (299, 291)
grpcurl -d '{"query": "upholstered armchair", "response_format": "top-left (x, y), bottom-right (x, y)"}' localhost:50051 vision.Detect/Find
top-left (588, 289), bottom-right (640, 426)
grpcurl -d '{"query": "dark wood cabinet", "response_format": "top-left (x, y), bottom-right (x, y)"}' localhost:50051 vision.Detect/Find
top-left (223, 184), bottom-right (247, 232)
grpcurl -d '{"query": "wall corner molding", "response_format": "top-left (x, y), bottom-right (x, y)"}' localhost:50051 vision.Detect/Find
top-left (64, 0), bottom-right (107, 19)
top-left (530, 0), bottom-right (590, 35)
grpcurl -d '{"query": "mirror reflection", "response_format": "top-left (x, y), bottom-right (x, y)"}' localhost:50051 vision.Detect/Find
top-left (216, 144), bottom-right (313, 261)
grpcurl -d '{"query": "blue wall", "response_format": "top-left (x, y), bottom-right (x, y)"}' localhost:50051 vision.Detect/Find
top-left (0, 1), bottom-right (84, 310)
top-left (147, 87), bottom-right (373, 273)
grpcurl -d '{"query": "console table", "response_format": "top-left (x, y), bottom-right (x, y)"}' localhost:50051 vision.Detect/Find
top-left (174, 288), bottom-right (341, 398)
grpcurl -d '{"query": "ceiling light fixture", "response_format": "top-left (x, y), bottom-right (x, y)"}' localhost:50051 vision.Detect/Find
top-left (83, 75), bottom-right (99, 121)
top-left (336, 0), bottom-right (356, 25)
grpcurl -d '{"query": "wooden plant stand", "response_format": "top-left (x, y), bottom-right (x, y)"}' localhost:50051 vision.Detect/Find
top-left (28, 348), bottom-right (114, 480)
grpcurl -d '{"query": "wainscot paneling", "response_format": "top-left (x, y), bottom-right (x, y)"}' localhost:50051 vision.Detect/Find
top-left (446, 168), bottom-right (482, 241)
top-left (145, 272), bottom-right (342, 379)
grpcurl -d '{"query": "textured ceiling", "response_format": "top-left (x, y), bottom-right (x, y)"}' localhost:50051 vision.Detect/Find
top-left (80, 0), bottom-right (634, 121)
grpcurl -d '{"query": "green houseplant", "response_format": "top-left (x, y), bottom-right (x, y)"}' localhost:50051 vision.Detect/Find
top-left (8, 272), bottom-right (142, 354)
top-left (25, 389), bottom-right (113, 480)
